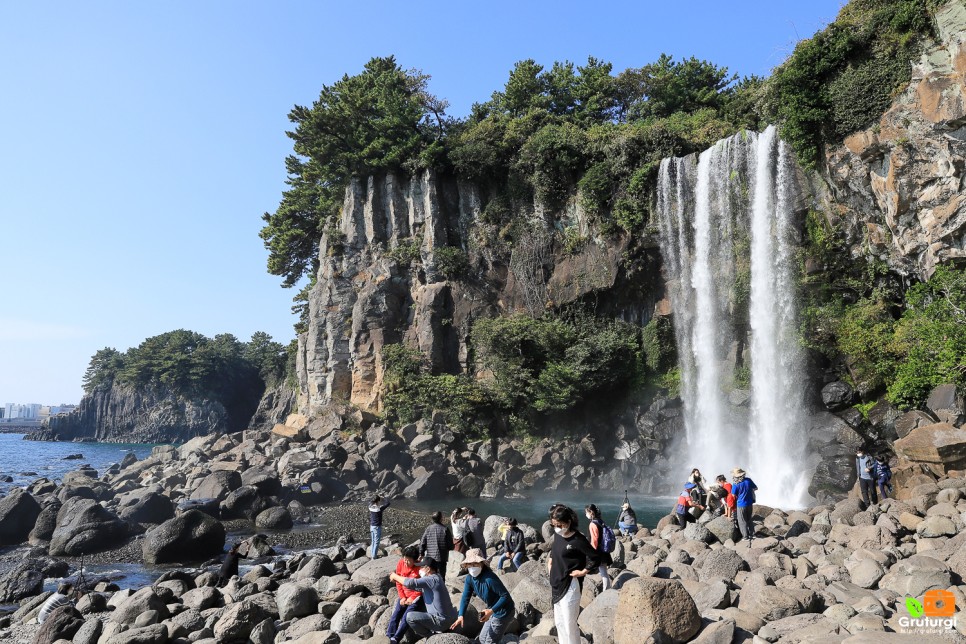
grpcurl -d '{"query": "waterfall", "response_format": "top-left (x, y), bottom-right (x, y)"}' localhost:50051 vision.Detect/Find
top-left (656, 126), bottom-right (807, 507)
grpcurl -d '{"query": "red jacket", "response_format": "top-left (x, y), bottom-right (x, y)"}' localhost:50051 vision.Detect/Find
top-left (394, 559), bottom-right (422, 602)
top-left (723, 482), bottom-right (736, 509)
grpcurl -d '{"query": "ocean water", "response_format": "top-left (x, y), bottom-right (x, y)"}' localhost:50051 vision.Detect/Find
top-left (0, 433), bottom-right (156, 495)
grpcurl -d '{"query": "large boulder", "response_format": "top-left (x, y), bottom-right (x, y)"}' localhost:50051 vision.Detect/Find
top-left (577, 589), bottom-right (619, 643)
top-left (330, 595), bottom-right (378, 634)
top-left (349, 556), bottom-right (397, 595)
top-left (614, 578), bottom-right (701, 643)
top-left (0, 561), bottom-right (43, 602)
top-left (878, 554), bottom-right (952, 597)
top-left (189, 470), bottom-right (241, 501)
top-left (102, 624), bottom-right (169, 644)
top-left (219, 485), bottom-right (272, 520)
top-left (31, 605), bottom-right (83, 644)
top-left (142, 509), bottom-right (226, 564)
top-left (110, 587), bottom-right (170, 625)
top-left (402, 471), bottom-right (454, 500)
top-left (894, 422), bottom-right (966, 474)
top-left (0, 488), bottom-right (41, 545)
top-left (255, 506), bottom-right (293, 529)
top-left (822, 381), bottom-right (855, 411)
top-left (49, 497), bottom-right (127, 556)
top-left (28, 500), bottom-right (61, 544)
top-left (700, 548), bottom-right (748, 582)
top-left (277, 582), bottom-right (319, 621)
top-left (925, 384), bottom-right (964, 424)
top-left (705, 515), bottom-right (739, 544)
top-left (116, 490), bottom-right (174, 525)
top-left (213, 600), bottom-right (271, 641)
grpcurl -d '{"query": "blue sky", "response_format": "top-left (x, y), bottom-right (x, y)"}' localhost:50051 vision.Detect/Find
top-left (0, 1), bottom-right (845, 404)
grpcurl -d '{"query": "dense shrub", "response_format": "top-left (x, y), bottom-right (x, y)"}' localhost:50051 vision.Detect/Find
top-left (433, 246), bottom-right (469, 280)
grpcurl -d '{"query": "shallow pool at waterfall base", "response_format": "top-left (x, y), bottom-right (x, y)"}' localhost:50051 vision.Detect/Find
top-left (392, 491), bottom-right (676, 531)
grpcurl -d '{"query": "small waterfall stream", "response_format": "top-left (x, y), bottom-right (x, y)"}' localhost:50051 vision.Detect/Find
top-left (656, 126), bottom-right (808, 506)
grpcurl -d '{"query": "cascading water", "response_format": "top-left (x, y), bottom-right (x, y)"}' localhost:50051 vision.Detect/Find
top-left (656, 125), bottom-right (808, 507)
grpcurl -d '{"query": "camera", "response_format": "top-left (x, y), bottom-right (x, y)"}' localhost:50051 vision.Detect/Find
top-left (924, 589), bottom-right (956, 617)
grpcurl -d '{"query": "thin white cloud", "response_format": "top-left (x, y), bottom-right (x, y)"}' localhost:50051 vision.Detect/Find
top-left (0, 317), bottom-right (90, 342)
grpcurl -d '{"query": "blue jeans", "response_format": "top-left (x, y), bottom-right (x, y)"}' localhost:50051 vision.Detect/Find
top-left (478, 613), bottom-right (509, 644)
top-left (497, 551), bottom-right (524, 572)
top-left (618, 521), bottom-right (637, 536)
top-left (387, 598), bottom-right (422, 641)
top-left (370, 525), bottom-right (381, 559)
top-left (406, 610), bottom-right (454, 637)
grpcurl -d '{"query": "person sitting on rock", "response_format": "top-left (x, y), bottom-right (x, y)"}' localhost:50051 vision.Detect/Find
top-left (732, 468), bottom-right (758, 544)
top-left (496, 518), bottom-right (525, 572)
top-left (368, 495), bottom-right (391, 559)
top-left (706, 480), bottom-right (729, 517)
top-left (386, 545), bottom-right (423, 644)
top-left (855, 448), bottom-right (878, 506)
top-left (689, 468), bottom-right (708, 497)
top-left (674, 483), bottom-right (704, 528)
top-left (874, 453), bottom-right (893, 500)
top-left (391, 556), bottom-right (456, 638)
top-left (37, 583), bottom-right (73, 624)
top-left (451, 548), bottom-right (514, 644)
top-left (617, 501), bottom-right (638, 536)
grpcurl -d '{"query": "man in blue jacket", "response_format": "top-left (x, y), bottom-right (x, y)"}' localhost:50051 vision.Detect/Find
top-left (451, 548), bottom-right (514, 644)
top-left (855, 448), bottom-right (878, 506)
top-left (731, 468), bottom-right (758, 544)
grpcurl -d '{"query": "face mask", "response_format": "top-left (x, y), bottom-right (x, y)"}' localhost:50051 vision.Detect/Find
top-left (468, 566), bottom-right (482, 578)
top-left (418, 569), bottom-right (428, 578)
top-left (586, 514), bottom-right (592, 521)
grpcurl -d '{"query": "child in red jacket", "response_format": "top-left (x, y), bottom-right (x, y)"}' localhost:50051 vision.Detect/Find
top-left (387, 545), bottom-right (423, 644)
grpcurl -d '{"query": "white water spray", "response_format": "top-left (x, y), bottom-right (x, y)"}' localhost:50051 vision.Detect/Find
top-left (656, 126), bottom-right (807, 507)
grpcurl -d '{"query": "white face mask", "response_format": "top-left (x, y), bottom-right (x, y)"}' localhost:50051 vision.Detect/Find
top-left (468, 566), bottom-right (483, 578)
top-left (418, 569), bottom-right (428, 578)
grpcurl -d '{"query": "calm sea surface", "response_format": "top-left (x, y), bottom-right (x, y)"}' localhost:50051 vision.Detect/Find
top-left (0, 433), bottom-right (156, 495)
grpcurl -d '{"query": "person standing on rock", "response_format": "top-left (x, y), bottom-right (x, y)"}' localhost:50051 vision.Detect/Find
top-left (855, 449), bottom-right (878, 506)
top-left (731, 468), bottom-right (758, 544)
top-left (464, 507), bottom-right (486, 555)
top-left (451, 548), bottom-right (514, 644)
top-left (584, 504), bottom-right (612, 590)
top-left (674, 482), bottom-right (704, 528)
top-left (548, 505), bottom-right (601, 644)
top-left (451, 506), bottom-right (469, 554)
top-left (393, 556), bottom-right (457, 637)
top-left (419, 511), bottom-right (453, 579)
top-left (386, 545), bottom-right (423, 644)
top-left (874, 453), bottom-right (893, 500)
top-left (716, 474), bottom-right (735, 520)
top-left (496, 518), bottom-right (526, 572)
top-left (218, 542), bottom-right (246, 586)
top-left (368, 495), bottom-right (391, 559)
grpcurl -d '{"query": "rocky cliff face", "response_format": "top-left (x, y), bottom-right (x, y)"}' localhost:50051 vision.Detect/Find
top-left (30, 384), bottom-right (233, 444)
top-left (822, 2), bottom-right (966, 279)
top-left (295, 171), bottom-right (664, 417)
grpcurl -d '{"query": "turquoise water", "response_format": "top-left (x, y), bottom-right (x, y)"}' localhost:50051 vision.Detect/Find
top-left (0, 433), bottom-right (156, 494)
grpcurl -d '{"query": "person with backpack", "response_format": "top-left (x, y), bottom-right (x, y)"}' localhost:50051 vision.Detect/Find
top-left (674, 482), bottom-right (704, 528)
top-left (496, 518), bottom-right (526, 572)
top-left (548, 505), bottom-right (601, 644)
top-left (731, 468), bottom-right (758, 544)
top-left (368, 495), bottom-right (391, 559)
top-left (874, 454), bottom-right (893, 500)
top-left (584, 504), bottom-right (614, 590)
top-left (617, 501), bottom-right (638, 536)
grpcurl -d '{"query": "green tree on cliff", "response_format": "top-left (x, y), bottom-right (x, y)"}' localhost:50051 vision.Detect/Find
top-left (260, 56), bottom-right (445, 288)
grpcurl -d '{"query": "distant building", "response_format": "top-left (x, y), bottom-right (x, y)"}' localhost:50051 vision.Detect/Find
top-left (1, 403), bottom-right (42, 422)
top-left (39, 404), bottom-right (75, 421)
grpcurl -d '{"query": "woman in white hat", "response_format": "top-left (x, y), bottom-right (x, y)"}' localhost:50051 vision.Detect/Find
top-left (450, 548), bottom-right (514, 644)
